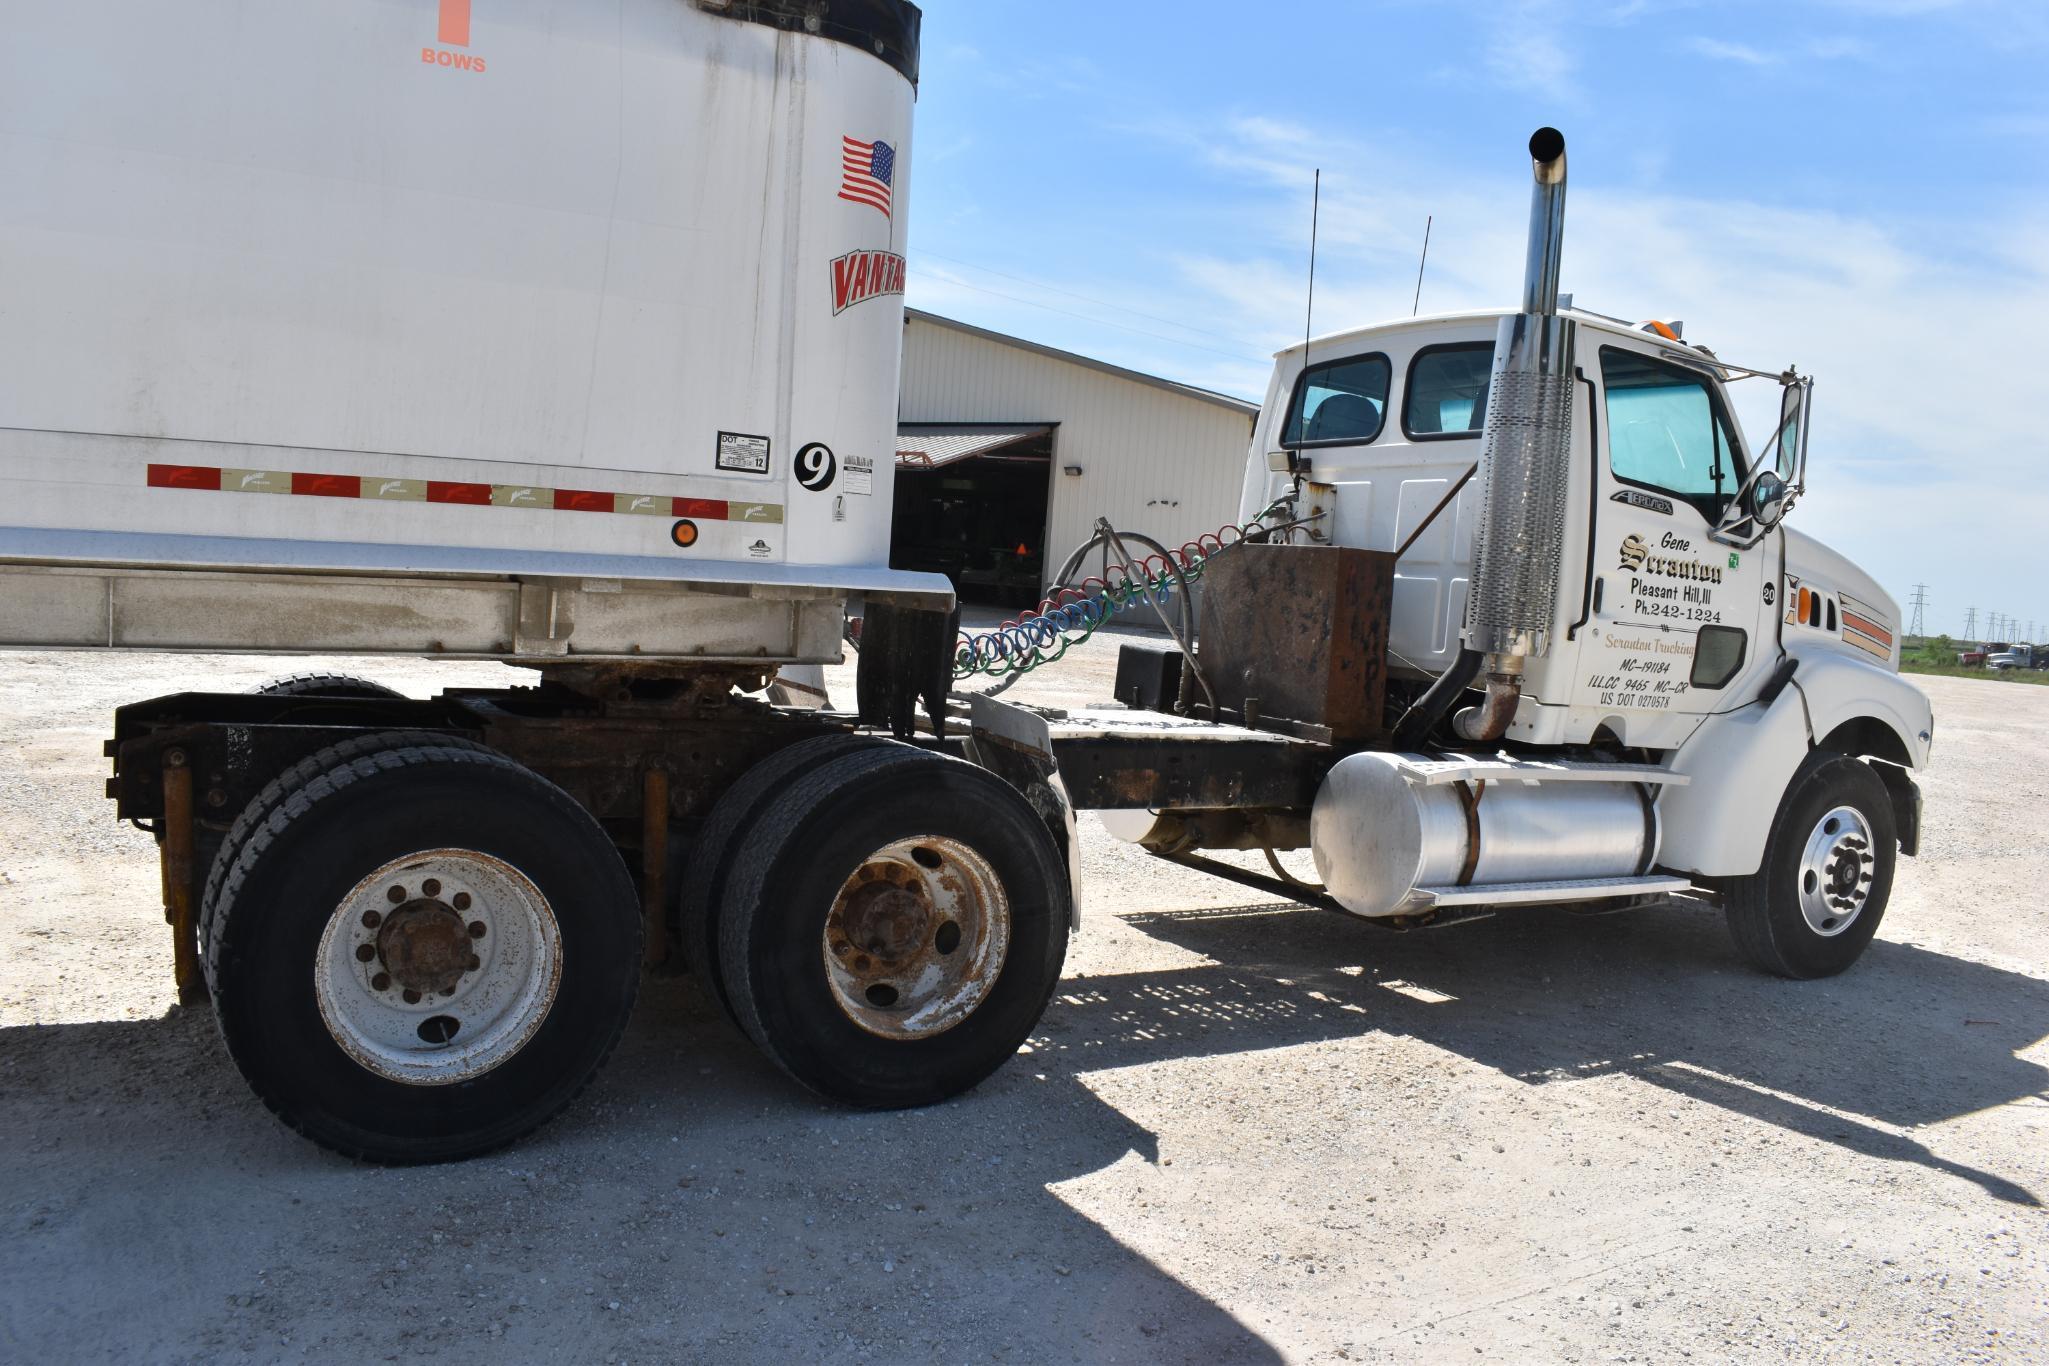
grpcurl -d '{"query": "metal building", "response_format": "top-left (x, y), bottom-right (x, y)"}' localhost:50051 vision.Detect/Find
top-left (896, 310), bottom-right (1259, 608)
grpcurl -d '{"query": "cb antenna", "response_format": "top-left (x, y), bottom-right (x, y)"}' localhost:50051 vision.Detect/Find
top-left (1285, 168), bottom-right (1320, 522)
top-left (1303, 169), bottom-right (1321, 363)
top-left (1412, 214), bottom-right (1433, 315)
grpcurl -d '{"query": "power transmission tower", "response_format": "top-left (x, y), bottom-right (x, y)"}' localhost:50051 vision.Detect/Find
top-left (1964, 606), bottom-right (1978, 638)
top-left (1906, 583), bottom-right (1928, 638)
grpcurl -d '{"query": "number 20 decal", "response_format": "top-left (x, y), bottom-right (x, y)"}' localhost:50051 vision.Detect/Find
top-left (796, 443), bottom-right (837, 491)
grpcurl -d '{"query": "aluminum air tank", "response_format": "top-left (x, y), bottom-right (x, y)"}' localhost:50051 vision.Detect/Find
top-left (1310, 752), bottom-right (1657, 917)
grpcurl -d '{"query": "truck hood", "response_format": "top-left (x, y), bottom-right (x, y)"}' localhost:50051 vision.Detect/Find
top-left (1783, 527), bottom-right (1899, 626)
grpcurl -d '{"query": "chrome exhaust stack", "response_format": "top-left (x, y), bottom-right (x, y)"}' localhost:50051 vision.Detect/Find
top-left (1454, 127), bottom-right (1578, 744)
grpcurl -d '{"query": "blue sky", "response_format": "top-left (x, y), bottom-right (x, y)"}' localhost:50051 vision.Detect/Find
top-left (901, 1), bottom-right (2049, 640)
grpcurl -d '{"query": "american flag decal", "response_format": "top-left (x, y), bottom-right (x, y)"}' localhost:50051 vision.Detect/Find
top-left (839, 136), bottom-right (894, 219)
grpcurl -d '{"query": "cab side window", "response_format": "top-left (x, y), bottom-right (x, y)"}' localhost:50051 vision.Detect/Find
top-left (1403, 343), bottom-right (1492, 438)
top-left (1281, 353), bottom-right (1389, 447)
top-left (1600, 346), bottom-right (1744, 516)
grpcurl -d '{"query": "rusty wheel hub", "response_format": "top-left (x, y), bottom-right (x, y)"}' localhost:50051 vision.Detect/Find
top-left (822, 837), bottom-right (1010, 1040)
top-left (377, 899), bottom-right (476, 996)
top-left (835, 873), bottom-right (935, 966)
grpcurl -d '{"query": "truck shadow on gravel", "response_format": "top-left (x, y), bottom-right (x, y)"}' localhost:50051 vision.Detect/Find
top-left (1100, 900), bottom-right (2046, 1207)
top-left (5, 900), bottom-right (2040, 1360)
top-left (0, 986), bottom-right (1283, 1363)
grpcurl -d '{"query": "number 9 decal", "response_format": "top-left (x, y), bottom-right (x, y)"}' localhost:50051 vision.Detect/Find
top-left (796, 443), bottom-right (837, 492)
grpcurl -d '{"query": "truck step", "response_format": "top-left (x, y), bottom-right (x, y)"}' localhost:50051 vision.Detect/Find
top-left (1389, 755), bottom-right (1689, 788)
top-left (1414, 874), bottom-right (1696, 908)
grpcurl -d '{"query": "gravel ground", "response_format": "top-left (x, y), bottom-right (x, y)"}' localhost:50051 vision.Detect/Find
top-left (1, 628), bottom-right (2044, 1363)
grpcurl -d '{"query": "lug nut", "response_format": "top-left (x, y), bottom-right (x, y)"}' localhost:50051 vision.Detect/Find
top-left (402, 988), bottom-right (421, 1005)
top-left (386, 885), bottom-right (406, 904)
top-left (361, 909), bottom-right (382, 929)
top-left (468, 921), bottom-right (486, 939)
top-left (422, 878), bottom-right (442, 897)
top-left (371, 972), bottom-right (391, 991)
top-left (355, 944), bottom-right (376, 963)
top-left (453, 892), bottom-right (472, 911)
top-left (466, 954), bottom-right (481, 972)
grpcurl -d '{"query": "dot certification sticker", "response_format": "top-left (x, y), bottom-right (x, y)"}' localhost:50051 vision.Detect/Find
top-left (716, 431), bottom-right (770, 475)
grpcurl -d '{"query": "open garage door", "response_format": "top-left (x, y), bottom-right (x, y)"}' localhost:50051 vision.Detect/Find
top-left (892, 423), bottom-right (1055, 609)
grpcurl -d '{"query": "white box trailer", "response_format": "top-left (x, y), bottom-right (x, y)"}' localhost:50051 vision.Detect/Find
top-left (1, 0), bottom-right (1098, 1166)
top-left (0, 0), bottom-right (945, 662)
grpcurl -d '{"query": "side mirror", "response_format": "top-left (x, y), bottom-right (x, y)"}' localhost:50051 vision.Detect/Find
top-left (1776, 377), bottom-right (1811, 490)
top-left (1748, 470), bottom-right (1789, 529)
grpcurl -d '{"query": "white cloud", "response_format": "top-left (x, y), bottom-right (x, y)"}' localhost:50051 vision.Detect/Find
top-left (1688, 37), bottom-right (1778, 65)
top-left (1481, 0), bottom-right (1585, 105)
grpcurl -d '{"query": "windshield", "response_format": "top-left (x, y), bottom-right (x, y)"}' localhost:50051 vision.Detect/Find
top-left (1601, 347), bottom-right (1748, 517)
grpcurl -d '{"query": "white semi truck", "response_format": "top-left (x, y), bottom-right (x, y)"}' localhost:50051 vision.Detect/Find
top-left (1, 5), bottom-right (1929, 1163)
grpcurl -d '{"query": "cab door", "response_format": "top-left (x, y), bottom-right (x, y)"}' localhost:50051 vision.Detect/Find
top-left (1566, 341), bottom-right (1776, 745)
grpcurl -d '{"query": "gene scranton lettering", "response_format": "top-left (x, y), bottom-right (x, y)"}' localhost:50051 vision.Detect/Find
top-left (1618, 532), bottom-right (1725, 584)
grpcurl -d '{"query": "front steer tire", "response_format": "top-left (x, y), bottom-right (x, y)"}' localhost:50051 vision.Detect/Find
top-left (717, 747), bottom-right (1070, 1108)
top-left (206, 742), bottom-right (641, 1163)
top-left (1722, 750), bottom-right (1897, 980)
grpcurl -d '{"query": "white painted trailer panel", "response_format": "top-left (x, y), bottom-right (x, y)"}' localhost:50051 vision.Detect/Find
top-left (0, 0), bottom-right (944, 660)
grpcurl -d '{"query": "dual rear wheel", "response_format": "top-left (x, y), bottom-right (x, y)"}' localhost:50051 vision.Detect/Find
top-left (203, 731), bottom-right (1069, 1162)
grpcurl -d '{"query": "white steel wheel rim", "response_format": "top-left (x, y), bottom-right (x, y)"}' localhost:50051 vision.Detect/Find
top-left (1796, 805), bottom-right (1876, 937)
top-left (314, 849), bottom-right (563, 1085)
top-left (822, 836), bottom-right (1011, 1041)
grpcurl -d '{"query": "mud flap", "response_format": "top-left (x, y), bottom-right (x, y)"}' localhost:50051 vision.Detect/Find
top-left (966, 695), bottom-right (1084, 927)
top-left (856, 600), bottom-right (957, 740)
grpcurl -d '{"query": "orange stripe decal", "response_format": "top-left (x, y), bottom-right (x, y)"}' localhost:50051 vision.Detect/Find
top-left (1841, 610), bottom-right (1892, 646)
top-left (439, 0), bottom-right (471, 47)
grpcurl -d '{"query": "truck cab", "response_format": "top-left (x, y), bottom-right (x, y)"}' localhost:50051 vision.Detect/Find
top-left (1239, 305), bottom-right (1930, 884)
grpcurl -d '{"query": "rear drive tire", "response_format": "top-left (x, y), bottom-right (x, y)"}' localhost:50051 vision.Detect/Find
top-left (1723, 750), bottom-right (1897, 979)
top-left (199, 731), bottom-right (490, 986)
top-left (252, 672), bottom-right (405, 700)
top-left (206, 743), bottom-right (641, 1163)
top-left (717, 747), bottom-right (1069, 1107)
top-left (676, 733), bottom-right (909, 1023)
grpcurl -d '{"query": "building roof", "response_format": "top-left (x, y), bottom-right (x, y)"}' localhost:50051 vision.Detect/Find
top-left (905, 309), bottom-right (1260, 416)
top-left (897, 423), bottom-right (1053, 469)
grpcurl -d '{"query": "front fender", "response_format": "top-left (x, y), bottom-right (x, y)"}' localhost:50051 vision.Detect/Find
top-left (1657, 645), bottom-right (1930, 878)
top-left (1792, 646), bottom-right (1933, 768)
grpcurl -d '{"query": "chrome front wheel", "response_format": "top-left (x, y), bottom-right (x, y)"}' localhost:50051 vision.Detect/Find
top-left (1795, 805), bottom-right (1876, 938)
